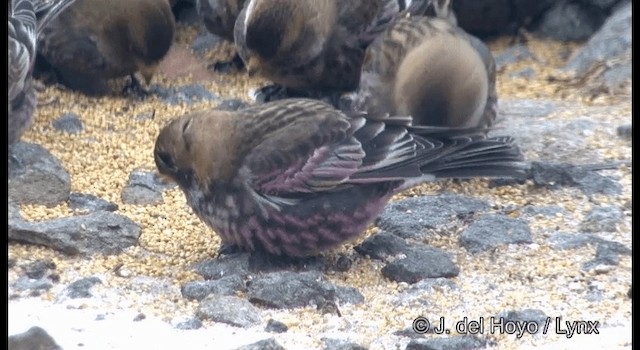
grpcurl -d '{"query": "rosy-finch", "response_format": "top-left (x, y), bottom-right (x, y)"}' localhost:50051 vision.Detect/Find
top-left (354, 10), bottom-right (498, 128)
top-left (233, 0), bottom-right (428, 100)
top-left (154, 98), bottom-right (526, 257)
top-left (36, 0), bottom-right (175, 96)
top-left (9, 0), bottom-right (76, 145)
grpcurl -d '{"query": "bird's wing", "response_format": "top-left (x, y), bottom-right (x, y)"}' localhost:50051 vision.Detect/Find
top-left (9, 0), bottom-right (37, 102)
top-left (240, 100), bottom-right (366, 196)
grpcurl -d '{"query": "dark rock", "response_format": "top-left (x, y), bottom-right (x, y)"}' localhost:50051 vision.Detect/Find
top-left (616, 124), bottom-right (632, 140)
top-left (233, 338), bottom-right (285, 350)
top-left (172, 317), bottom-right (203, 330)
top-left (134, 111), bottom-right (155, 122)
top-left (69, 192), bottom-right (118, 212)
top-left (181, 275), bottom-right (245, 300)
top-left (52, 112), bottom-right (83, 134)
top-left (335, 286), bottom-right (365, 305)
top-left (580, 206), bottom-right (624, 232)
top-left (453, 0), bottom-right (512, 37)
top-left (459, 215), bottom-right (532, 253)
top-left (536, 1), bottom-right (603, 41)
top-left (192, 30), bottom-right (223, 55)
top-left (151, 84), bottom-right (217, 105)
top-left (8, 258), bottom-right (16, 269)
top-left (8, 142), bottom-right (71, 206)
top-left (215, 99), bottom-right (249, 111)
top-left (376, 195), bottom-right (490, 239)
top-left (133, 313), bottom-right (146, 322)
top-left (355, 232), bottom-right (411, 259)
top-left (565, 1), bottom-right (631, 87)
top-left (247, 251), bottom-right (327, 273)
top-left (121, 170), bottom-right (175, 205)
top-left (24, 259), bottom-right (56, 279)
top-left (66, 277), bottom-right (102, 298)
top-left (322, 338), bottom-right (368, 350)
top-left (406, 335), bottom-right (487, 350)
top-left (8, 211), bottom-right (141, 255)
top-left (529, 162), bottom-right (622, 196)
top-left (394, 327), bottom-right (427, 339)
top-left (194, 254), bottom-right (250, 280)
top-left (247, 271), bottom-right (362, 309)
top-left (382, 246), bottom-right (460, 284)
top-left (264, 319), bottom-right (288, 333)
top-left (583, 239), bottom-right (632, 269)
top-left (13, 276), bottom-right (53, 292)
top-left (8, 326), bottom-right (61, 350)
top-left (494, 44), bottom-right (534, 71)
top-left (497, 309), bottom-right (548, 333)
top-left (548, 233), bottom-right (603, 250)
top-left (521, 205), bottom-right (566, 218)
top-left (196, 295), bottom-right (261, 328)
top-left (335, 255), bottom-right (353, 272)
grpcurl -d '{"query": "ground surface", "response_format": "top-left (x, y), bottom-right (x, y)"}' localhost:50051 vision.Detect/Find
top-left (8, 22), bottom-right (631, 350)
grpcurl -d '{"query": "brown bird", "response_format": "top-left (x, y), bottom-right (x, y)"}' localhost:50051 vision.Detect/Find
top-left (37, 0), bottom-right (175, 96)
top-left (9, 0), bottom-right (77, 145)
top-left (354, 10), bottom-right (498, 128)
top-left (154, 98), bottom-right (526, 257)
top-left (233, 0), bottom-right (421, 101)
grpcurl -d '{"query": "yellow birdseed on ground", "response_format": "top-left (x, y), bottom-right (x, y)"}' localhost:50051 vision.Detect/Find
top-left (8, 23), bottom-right (631, 350)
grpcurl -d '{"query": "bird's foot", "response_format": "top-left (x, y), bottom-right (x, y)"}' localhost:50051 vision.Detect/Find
top-left (123, 75), bottom-right (150, 99)
top-left (252, 84), bottom-right (290, 103)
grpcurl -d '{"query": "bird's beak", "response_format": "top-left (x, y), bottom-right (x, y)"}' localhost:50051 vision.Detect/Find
top-left (246, 57), bottom-right (260, 77)
top-left (140, 64), bottom-right (158, 85)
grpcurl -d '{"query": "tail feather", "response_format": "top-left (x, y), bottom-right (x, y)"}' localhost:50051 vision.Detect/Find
top-left (418, 136), bottom-right (529, 179)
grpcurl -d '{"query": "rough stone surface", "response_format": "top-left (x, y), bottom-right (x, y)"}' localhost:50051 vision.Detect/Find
top-left (497, 309), bottom-right (549, 333)
top-left (565, 1), bottom-right (631, 90)
top-left (459, 215), bottom-right (533, 253)
top-left (171, 317), bottom-right (203, 330)
top-left (233, 338), bottom-right (286, 350)
top-left (196, 295), bottom-right (261, 328)
top-left (354, 232), bottom-right (411, 260)
top-left (376, 195), bottom-right (490, 239)
top-left (65, 277), bottom-right (102, 299)
top-left (8, 142), bottom-right (71, 206)
top-left (194, 254), bottom-right (250, 280)
top-left (247, 271), bottom-right (363, 309)
top-left (181, 275), bottom-right (245, 300)
top-left (580, 206), bottom-right (624, 233)
top-left (382, 246), bottom-right (460, 284)
top-left (264, 319), bottom-right (288, 333)
top-left (69, 192), bottom-right (119, 212)
top-left (406, 335), bottom-right (488, 350)
top-left (528, 162), bottom-right (622, 196)
top-left (8, 210), bottom-right (141, 255)
top-left (121, 170), bottom-right (175, 205)
top-left (8, 326), bottom-right (61, 350)
top-left (536, 0), bottom-right (603, 41)
top-left (322, 338), bottom-right (368, 350)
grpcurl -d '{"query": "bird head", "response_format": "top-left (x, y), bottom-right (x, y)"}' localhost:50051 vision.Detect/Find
top-left (154, 110), bottom-right (243, 193)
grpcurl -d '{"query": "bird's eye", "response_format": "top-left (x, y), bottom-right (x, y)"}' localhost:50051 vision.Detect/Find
top-left (155, 151), bottom-right (174, 170)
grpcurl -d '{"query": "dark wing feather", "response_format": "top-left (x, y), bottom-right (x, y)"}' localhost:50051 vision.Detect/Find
top-left (9, 0), bottom-right (37, 102)
top-left (241, 99), bottom-right (365, 195)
